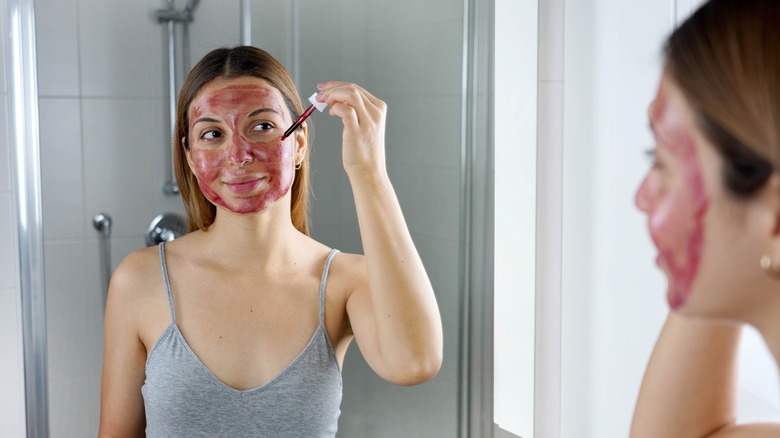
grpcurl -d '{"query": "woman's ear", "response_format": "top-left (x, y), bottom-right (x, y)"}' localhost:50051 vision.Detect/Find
top-left (182, 137), bottom-right (196, 175)
top-left (294, 122), bottom-right (308, 167)
top-left (753, 173), bottom-right (780, 252)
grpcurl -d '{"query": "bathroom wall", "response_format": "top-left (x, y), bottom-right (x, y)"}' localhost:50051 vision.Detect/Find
top-left (295, 1), bottom-right (464, 436)
top-left (0, 3), bottom-right (29, 436)
top-left (34, 0), bottom-right (239, 435)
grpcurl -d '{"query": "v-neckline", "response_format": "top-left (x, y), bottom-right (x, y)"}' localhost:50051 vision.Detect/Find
top-left (170, 322), bottom-right (324, 394)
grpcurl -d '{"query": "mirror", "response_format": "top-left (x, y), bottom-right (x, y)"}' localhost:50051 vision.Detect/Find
top-left (29, 0), bottom-right (493, 436)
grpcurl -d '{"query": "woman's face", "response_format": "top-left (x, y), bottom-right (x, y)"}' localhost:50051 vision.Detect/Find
top-left (185, 76), bottom-right (303, 215)
top-left (634, 72), bottom-right (769, 316)
top-left (635, 73), bottom-right (710, 309)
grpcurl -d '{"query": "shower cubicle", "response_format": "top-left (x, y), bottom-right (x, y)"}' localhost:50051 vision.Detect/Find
top-left (7, 0), bottom-right (493, 436)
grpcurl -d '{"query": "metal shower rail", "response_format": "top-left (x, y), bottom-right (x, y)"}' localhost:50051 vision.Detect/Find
top-left (155, 0), bottom-right (200, 195)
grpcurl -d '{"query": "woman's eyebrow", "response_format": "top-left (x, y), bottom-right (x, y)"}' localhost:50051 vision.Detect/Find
top-left (192, 108), bottom-right (280, 126)
top-left (248, 108), bottom-right (281, 118)
top-left (192, 116), bottom-right (220, 126)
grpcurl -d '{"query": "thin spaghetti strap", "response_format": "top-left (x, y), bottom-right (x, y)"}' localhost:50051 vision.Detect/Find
top-left (158, 242), bottom-right (176, 324)
top-left (319, 249), bottom-right (340, 324)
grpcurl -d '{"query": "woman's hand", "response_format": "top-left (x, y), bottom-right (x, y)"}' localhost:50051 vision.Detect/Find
top-left (315, 81), bottom-right (387, 179)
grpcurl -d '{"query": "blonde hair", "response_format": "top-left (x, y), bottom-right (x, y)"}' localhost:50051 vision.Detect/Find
top-left (174, 46), bottom-right (311, 234)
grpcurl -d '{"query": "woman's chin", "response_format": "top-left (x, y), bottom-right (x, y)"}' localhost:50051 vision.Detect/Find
top-left (666, 279), bottom-right (700, 313)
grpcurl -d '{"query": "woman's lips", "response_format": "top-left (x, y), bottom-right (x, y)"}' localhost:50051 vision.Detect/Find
top-left (225, 177), bottom-right (264, 194)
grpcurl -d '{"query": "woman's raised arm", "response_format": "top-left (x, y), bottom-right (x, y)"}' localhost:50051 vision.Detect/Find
top-left (315, 81), bottom-right (443, 385)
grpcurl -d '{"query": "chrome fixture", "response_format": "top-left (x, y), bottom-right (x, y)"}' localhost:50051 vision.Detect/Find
top-left (155, 0), bottom-right (201, 195)
top-left (93, 212), bottom-right (112, 238)
top-left (92, 212), bottom-right (113, 306)
top-left (146, 213), bottom-right (187, 247)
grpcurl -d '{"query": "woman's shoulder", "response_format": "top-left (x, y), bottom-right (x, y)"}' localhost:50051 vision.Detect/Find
top-left (108, 244), bottom-right (164, 306)
top-left (104, 244), bottom-right (168, 339)
top-left (328, 250), bottom-right (368, 291)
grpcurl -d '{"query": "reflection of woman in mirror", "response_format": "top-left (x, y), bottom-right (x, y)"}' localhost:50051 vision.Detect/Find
top-left (631, 0), bottom-right (780, 436)
top-left (98, 46), bottom-right (443, 437)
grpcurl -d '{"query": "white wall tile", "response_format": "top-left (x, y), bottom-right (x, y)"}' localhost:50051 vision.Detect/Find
top-left (383, 95), bottom-right (461, 171)
top-left (86, 373), bottom-right (101, 437)
top-left (83, 239), bottom-right (105, 381)
top-left (0, 287), bottom-right (22, 385)
top-left (45, 241), bottom-right (90, 383)
top-left (420, 20), bottom-right (463, 96)
top-left (247, 1), bottom-right (292, 68)
top-left (365, 27), bottom-right (425, 97)
top-left (0, 381), bottom-right (25, 438)
top-left (298, 3), bottom-right (344, 86)
top-left (0, 96), bottom-right (10, 193)
top-left (309, 173), bottom-right (343, 230)
top-left (49, 379), bottom-right (91, 438)
top-left (39, 98), bottom-right (86, 240)
top-left (363, 20), bottom-right (462, 99)
top-left (389, 165), bottom-right (459, 241)
top-left (340, 346), bottom-right (457, 438)
top-left (77, 0), bottom-right (164, 97)
top-left (34, 0), bottom-right (80, 96)
top-left (363, 0), bottom-right (462, 31)
top-left (188, 0), bottom-right (241, 65)
top-left (81, 97), bottom-right (161, 239)
top-left (0, 193), bottom-right (17, 289)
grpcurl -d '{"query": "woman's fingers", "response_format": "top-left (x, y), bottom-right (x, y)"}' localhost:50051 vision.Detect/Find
top-left (314, 81), bottom-right (387, 176)
top-left (328, 102), bottom-right (360, 132)
top-left (317, 81), bottom-right (383, 126)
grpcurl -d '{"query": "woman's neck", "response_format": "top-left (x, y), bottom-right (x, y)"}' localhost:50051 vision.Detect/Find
top-left (747, 295), bottom-right (780, 367)
top-left (195, 204), bottom-right (305, 275)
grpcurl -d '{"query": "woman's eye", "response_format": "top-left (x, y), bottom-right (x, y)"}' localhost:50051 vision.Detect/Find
top-left (645, 148), bottom-right (663, 171)
top-left (251, 122), bottom-right (274, 132)
top-left (201, 130), bottom-right (222, 140)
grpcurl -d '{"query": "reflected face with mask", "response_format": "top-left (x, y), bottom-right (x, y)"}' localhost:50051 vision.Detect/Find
top-left (635, 72), bottom-right (778, 318)
top-left (184, 76), bottom-right (304, 215)
top-left (635, 73), bottom-right (711, 310)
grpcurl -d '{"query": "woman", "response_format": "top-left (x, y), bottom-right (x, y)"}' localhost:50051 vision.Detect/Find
top-left (98, 46), bottom-right (443, 437)
top-left (631, 0), bottom-right (780, 436)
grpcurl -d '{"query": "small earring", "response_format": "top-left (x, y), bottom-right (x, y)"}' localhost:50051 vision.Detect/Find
top-left (295, 162), bottom-right (302, 170)
top-left (760, 254), bottom-right (780, 278)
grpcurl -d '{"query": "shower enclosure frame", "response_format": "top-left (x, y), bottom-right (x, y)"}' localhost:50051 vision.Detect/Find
top-left (6, 0), bottom-right (48, 436)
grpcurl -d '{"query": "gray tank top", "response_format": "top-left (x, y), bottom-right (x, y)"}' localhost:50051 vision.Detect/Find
top-left (141, 243), bottom-right (343, 437)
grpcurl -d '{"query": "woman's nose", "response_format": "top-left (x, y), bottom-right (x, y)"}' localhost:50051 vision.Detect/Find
top-left (227, 132), bottom-right (253, 165)
top-left (635, 174), bottom-right (653, 213)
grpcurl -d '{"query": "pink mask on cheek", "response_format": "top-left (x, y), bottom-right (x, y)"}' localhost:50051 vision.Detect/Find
top-left (188, 85), bottom-right (296, 214)
top-left (640, 85), bottom-right (711, 309)
top-left (648, 139), bottom-right (709, 309)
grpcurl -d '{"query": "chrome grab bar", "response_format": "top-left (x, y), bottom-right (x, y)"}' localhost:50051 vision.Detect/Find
top-left (92, 212), bottom-right (112, 307)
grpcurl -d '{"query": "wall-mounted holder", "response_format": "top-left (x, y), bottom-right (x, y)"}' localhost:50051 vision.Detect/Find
top-left (145, 212), bottom-right (187, 247)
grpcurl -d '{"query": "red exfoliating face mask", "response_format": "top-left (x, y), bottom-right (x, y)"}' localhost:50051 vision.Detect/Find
top-left (635, 81), bottom-right (710, 309)
top-left (187, 83), bottom-right (296, 215)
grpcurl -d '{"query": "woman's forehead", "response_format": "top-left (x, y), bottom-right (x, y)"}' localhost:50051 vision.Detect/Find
top-left (190, 76), bottom-right (288, 116)
top-left (649, 75), bottom-right (702, 148)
